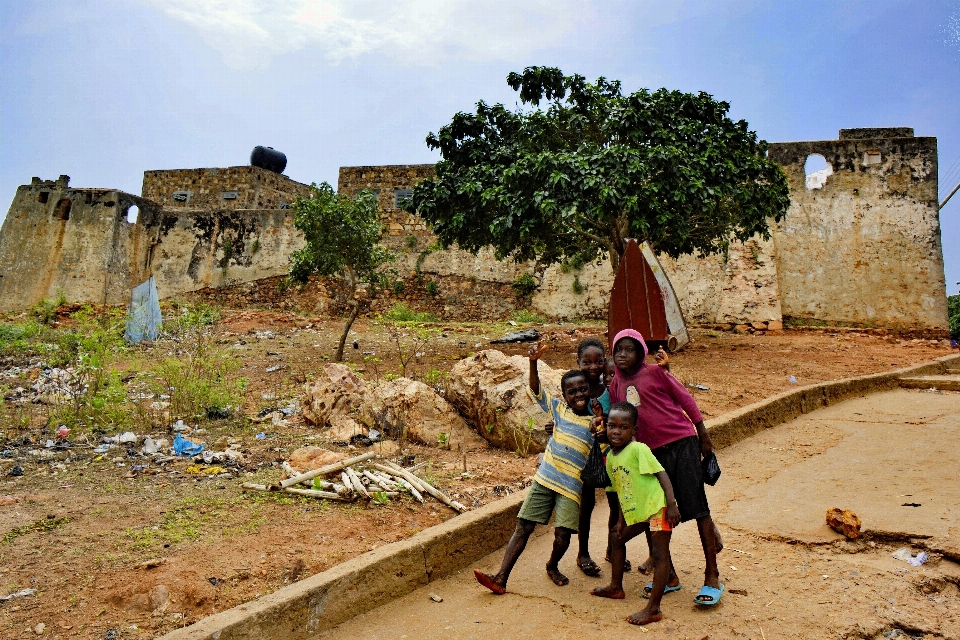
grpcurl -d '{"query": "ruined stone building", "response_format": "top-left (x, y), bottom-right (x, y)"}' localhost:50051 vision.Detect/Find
top-left (0, 128), bottom-right (949, 333)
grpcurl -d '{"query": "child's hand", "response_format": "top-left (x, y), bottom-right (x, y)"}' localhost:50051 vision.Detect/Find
top-left (543, 420), bottom-right (554, 436)
top-left (655, 347), bottom-right (670, 367)
top-left (666, 501), bottom-right (681, 527)
top-left (590, 415), bottom-right (605, 435)
top-left (590, 398), bottom-right (603, 418)
top-left (528, 342), bottom-right (547, 361)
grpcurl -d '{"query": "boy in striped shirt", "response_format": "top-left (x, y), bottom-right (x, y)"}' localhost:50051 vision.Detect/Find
top-left (475, 342), bottom-right (597, 594)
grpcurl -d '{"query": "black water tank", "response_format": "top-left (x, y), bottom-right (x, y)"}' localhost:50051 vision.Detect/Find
top-left (250, 146), bottom-right (287, 174)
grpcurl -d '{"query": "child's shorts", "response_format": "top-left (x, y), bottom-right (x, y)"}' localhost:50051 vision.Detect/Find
top-left (517, 480), bottom-right (580, 531)
top-left (647, 507), bottom-right (674, 532)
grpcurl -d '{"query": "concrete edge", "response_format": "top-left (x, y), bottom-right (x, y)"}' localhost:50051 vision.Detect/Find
top-left (706, 353), bottom-right (960, 449)
top-left (159, 491), bottom-right (526, 640)
top-left (161, 352), bottom-right (960, 639)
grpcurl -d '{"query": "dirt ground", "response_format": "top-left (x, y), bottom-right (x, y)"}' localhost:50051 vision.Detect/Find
top-left (0, 308), bottom-right (954, 639)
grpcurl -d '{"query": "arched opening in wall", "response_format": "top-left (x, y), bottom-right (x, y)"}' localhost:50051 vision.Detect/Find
top-left (54, 198), bottom-right (72, 221)
top-left (126, 204), bottom-right (140, 224)
top-left (804, 154), bottom-right (833, 190)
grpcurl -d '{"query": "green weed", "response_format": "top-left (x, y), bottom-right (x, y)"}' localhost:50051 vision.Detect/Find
top-left (380, 303), bottom-right (439, 323)
top-left (511, 309), bottom-right (545, 324)
top-left (3, 517), bottom-right (70, 544)
top-left (425, 280), bottom-right (439, 296)
top-left (511, 273), bottom-right (538, 297)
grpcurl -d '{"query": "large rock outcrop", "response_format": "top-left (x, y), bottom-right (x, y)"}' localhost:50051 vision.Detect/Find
top-left (302, 363), bottom-right (367, 427)
top-left (359, 377), bottom-right (486, 450)
top-left (445, 350), bottom-right (564, 455)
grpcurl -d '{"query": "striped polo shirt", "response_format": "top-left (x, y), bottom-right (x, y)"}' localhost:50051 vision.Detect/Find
top-left (531, 387), bottom-right (595, 504)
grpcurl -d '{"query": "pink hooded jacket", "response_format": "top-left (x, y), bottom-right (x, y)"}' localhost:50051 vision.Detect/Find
top-left (608, 328), bottom-right (704, 450)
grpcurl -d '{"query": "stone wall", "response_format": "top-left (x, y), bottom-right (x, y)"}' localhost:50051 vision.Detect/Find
top-left (142, 166), bottom-right (312, 212)
top-left (0, 176), bottom-right (162, 311)
top-left (337, 166), bottom-right (781, 324)
top-left (768, 129), bottom-right (949, 330)
top-left (149, 208), bottom-right (306, 297)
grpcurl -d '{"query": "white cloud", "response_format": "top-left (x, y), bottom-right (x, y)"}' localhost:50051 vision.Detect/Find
top-left (142, 0), bottom-right (592, 69)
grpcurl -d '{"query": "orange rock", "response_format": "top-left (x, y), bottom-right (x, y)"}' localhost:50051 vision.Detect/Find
top-left (826, 507), bottom-right (862, 539)
top-left (288, 447), bottom-right (346, 473)
top-left (767, 320), bottom-right (784, 331)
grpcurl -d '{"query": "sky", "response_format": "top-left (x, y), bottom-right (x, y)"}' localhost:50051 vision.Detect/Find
top-left (1, 0), bottom-right (958, 294)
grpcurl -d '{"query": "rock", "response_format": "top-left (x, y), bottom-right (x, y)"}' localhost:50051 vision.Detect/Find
top-left (826, 507), bottom-right (862, 539)
top-left (767, 320), bottom-right (784, 331)
top-left (33, 622), bottom-right (45, 635)
top-left (750, 322), bottom-right (767, 330)
top-left (733, 324), bottom-right (750, 334)
top-left (288, 447), bottom-right (346, 473)
top-left (445, 350), bottom-right (563, 455)
top-left (373, 439), bottom-right (399, 457)
top-left (149, 584), bottom-right (170, 611)
top-left (302, 364), bottom-right (367, 427)
top-left (359, 377), bottom-right (485, 449)
top-left (327, 415), bottom-right (367, 442)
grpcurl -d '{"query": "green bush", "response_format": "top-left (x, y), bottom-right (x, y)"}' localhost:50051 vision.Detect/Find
top-left (511, 273), bottom-right (538, 297)
top-left (150, 332), bottom-right (245, 421)
top-left (949, 293), bottom-right (959, 340)
top-left (380, 303), bottom-right (439, 323)
top-left (425, 280), bottom-right (439, 296)
top-left (164, 302), bottom-right (220, 336)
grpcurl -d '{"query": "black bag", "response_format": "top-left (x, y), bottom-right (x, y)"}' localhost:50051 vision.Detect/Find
top-left (581, 440), bottom-right (610, 488)
top-left (701, 452), bottom-right (721, 486)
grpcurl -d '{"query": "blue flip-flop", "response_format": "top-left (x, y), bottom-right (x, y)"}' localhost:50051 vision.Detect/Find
top-left (642, 582), bottom-right (682, 599)
top-left (694, 584), bottom-right (725, 606)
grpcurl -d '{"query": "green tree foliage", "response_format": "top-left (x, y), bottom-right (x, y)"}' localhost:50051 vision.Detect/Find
top-left (409, 67), bottom-right (790, 271)
top-left (948, 293), bottom-right (959, 340)
top-left (291, 183), bottom-right (393, 361)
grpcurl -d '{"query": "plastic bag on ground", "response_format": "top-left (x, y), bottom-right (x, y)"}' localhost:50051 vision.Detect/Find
top-left (173, 433), bottom-right (205, 457)
top-left (125, 276), bottom-right (162, 344)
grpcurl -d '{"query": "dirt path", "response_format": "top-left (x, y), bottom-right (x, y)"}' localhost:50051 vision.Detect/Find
top-left (320, 386), bottom-right (960, 640)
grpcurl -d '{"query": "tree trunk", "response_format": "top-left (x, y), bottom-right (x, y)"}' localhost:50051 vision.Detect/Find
top-left (334, 267), bottom-right (359, 362)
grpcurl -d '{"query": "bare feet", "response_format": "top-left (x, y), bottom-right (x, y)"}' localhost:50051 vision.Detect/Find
top-left (546, 565), bottom-right (569, 586)
top-left (474, 569), bottom-right (506, 595)
top-left (626, 607), bottom-right (664, 626)
top-left (636, 556), bottom-right (655, 575)
top-left (591, 585), bottom-right (626, 599)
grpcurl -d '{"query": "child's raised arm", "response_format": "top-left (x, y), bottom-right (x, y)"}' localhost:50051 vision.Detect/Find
top-left (655, 470), bottom-right (682, 526)
top-left (528, 342), bottom-right (547, 395)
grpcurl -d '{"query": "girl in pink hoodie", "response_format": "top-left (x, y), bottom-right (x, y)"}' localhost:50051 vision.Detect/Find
top-left (608, 328), bottom-right (725, 607)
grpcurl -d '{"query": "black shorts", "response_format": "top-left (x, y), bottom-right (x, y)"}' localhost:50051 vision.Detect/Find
top-left (651, 435), bottom-right (710, 523)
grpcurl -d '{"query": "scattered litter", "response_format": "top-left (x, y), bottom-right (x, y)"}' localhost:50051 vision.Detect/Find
top-left (429, 593), bottom-right (443, 602)
top-left (694, 384), bottom-right (709, 391)
top-left (265, 365), bottom-right (281, 372)
top-left (206, 406), bottom-right (232, 420)
top-left (125, 276), bottom-right (162, 344)
top-left (93, 444), bottom-right (114, 454)
top-left (142, 437), bottom-right (168, 455)
top-left (256, 433), bottom-right (266, 439)
top-left (902, 502), bottom-right (921, 507)
top-left (56, 426), bottom-right (69, 440)
top-left (789, 375), bottom-right (797, 383)
top-left (172, 433), bottom-right (205, 457)
top-left (0, 588), bottom-right (36, 601)
top-left (892, 547), bottom-right (928, 566)
top-left (491, 328), bottom-right (540, 344)
top-left (186, 465), bottom-right (227, 475)
top-left (729, 588), bottom-right (748, 596)
top-left (208, 577), bottom-right (219, 586)
top-left (7, 464), bottom-right (23, 477)
top-left (171, 420), bottom-right (191, 433)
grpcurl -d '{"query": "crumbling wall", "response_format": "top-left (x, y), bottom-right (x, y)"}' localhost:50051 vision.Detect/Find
top-left (142, 166), bottom-right (312, 212)
top-left (0, 176), bottom-right (160, 311)
top-left (148, 208), bottom-right (305, 296)
top-left (768, 130), bottom-right (948, 330)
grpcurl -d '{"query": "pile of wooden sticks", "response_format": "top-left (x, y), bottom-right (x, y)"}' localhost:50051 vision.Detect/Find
top-left (241, 451), bottom-right (468, 514)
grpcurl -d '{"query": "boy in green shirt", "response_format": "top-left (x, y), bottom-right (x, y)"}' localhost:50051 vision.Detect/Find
top-left (591, 401), bottom-right (681, 626)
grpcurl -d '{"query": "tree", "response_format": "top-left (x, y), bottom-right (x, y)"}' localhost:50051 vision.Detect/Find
top-left (408, 67), bottom-right (790, 272)
top-left (290, 183), bottom-right (393, 362)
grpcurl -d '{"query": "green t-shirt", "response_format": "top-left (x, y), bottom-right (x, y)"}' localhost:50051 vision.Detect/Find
top-left (606, 441), bottom-right (666, 526)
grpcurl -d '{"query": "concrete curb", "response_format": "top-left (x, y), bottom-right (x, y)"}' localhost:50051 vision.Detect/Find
top-left (160, 352), bottom-right (960, 639)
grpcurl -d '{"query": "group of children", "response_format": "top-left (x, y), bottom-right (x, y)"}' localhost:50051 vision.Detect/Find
top-left (473, 329), bottom-right (723, 626)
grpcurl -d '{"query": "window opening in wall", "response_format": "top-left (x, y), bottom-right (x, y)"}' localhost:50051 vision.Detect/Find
top-left (37, 192), bottom-right (49, 204)
top-left (804, 154), bottom-right (833, 190)
top-left (126, 204), bottom-right (140, 224)
top-left (84, 192), bottom-right (92, 204)
top-left (54, 198), bottom-right (72, 221)
top-left (863, 150), bottom-right (881, 166)
top-left (394, 189), bottom-right (414, 208)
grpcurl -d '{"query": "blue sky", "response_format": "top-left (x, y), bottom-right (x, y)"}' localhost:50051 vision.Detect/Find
top-left (1, 0), bottom-right (958, 294)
